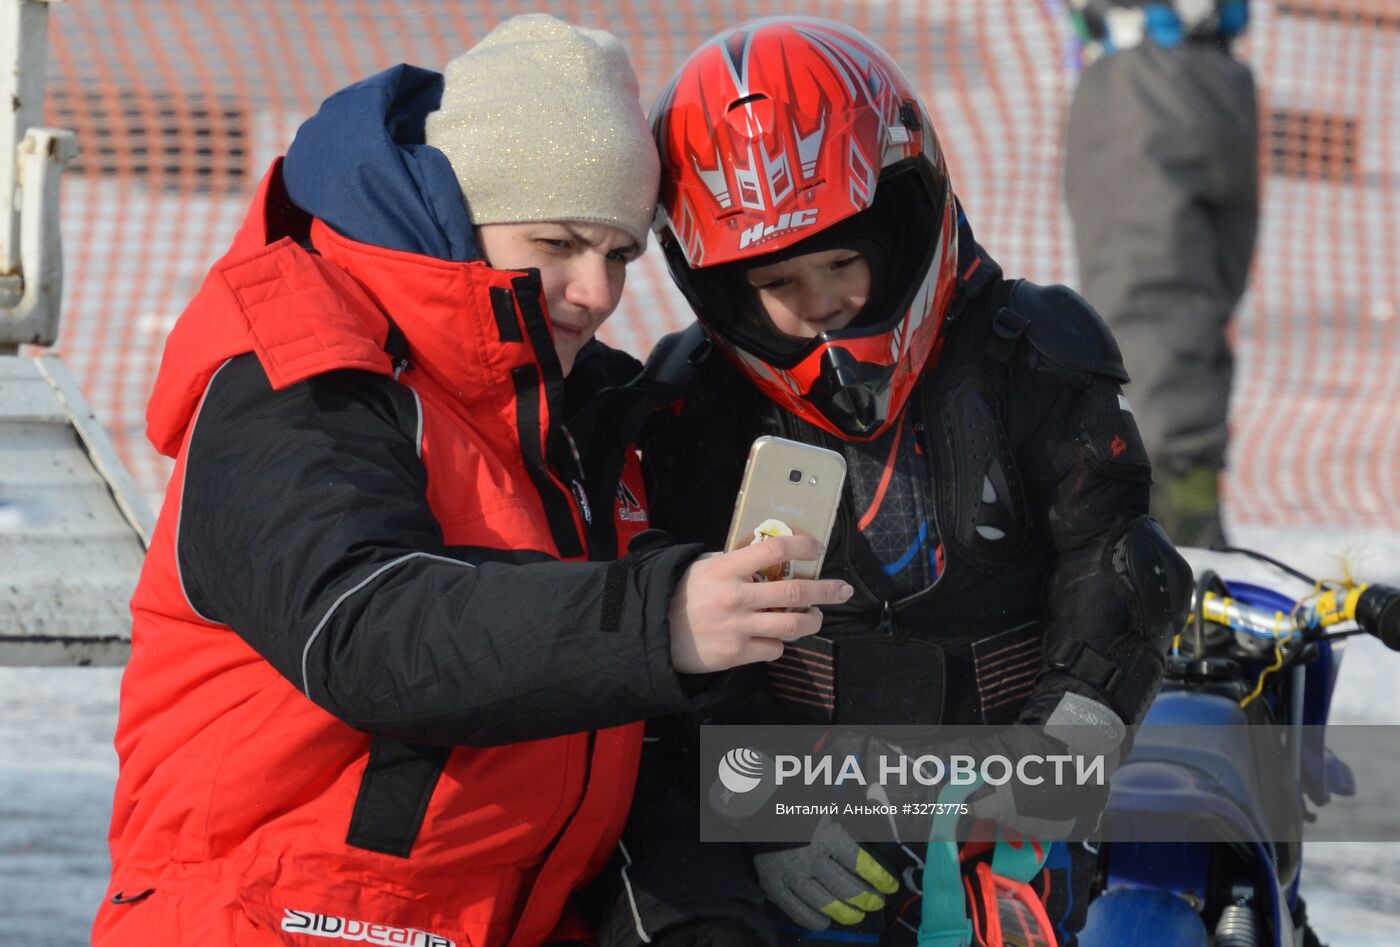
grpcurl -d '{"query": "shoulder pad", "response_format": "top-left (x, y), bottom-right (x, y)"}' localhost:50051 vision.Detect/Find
top-left (643, 322), bottom-right (713, 398)
top-left (993, 280), bottom-right (1129, 383)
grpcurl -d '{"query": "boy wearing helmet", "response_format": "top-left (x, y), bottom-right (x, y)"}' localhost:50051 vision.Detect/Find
top-left (600, 17), bottom-right (1191, 947)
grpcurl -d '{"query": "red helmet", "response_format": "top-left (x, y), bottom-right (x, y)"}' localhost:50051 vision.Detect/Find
top-left (651, 17), bottom-right (960, 440)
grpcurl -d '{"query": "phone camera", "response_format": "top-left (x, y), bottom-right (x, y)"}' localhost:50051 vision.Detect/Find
top-left (788, 469), bottom-right (803, 483)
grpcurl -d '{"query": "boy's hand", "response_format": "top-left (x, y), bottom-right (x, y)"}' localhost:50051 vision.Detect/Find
top-left (752, 817), bottom-right (899, 931)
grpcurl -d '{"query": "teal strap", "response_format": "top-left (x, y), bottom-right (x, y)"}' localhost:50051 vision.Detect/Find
top-left (917, 779), bottom-right (981, 947)
top-left (918, 781), bottom-right (1050, 946)
top-left (990, 830), bottom-right (1049, 884)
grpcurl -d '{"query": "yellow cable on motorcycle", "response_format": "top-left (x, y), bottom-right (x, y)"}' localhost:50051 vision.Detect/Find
top-left (1240, 580), bottom-right (1360, 708)
top-left (1240, 610), bottom-right (1294, 709)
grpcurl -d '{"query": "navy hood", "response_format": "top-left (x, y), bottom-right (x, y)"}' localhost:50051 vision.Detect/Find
top-left (282, 64), bottom-right (479, 262)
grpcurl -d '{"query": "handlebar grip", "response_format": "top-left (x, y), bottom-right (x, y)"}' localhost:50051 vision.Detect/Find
top-left (1355, 584), bottom-right (1400, 650)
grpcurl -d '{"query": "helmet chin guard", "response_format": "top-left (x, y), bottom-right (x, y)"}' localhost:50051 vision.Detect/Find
top-left (652, 17), bottom-right (960, 440)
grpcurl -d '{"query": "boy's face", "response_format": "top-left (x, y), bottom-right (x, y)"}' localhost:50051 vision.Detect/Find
top-left (743, 248), bottom-right (872, 339)
top-left (476, 222), bottom-right (641, 376)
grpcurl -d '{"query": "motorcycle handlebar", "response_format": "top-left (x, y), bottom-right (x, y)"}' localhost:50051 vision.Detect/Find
top-left (1197, 592), bottom-right (1294, 639)
top-left (1194, 583), bottom-right (1400, 651)
top-left (1355, 584), bottom-right (1400, 651)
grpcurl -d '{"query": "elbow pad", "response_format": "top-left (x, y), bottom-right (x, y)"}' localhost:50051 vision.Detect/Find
top-left (1042, 516), bottom-right (1192, 724)
top-left (1115, 515), bottom-right (1193, 656)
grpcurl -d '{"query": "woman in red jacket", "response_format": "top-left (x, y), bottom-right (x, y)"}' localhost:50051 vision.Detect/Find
top-left (94, 16), bottom-right (852, 947)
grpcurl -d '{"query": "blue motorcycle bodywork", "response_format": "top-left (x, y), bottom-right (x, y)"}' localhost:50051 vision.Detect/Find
top-left (1077, 577), bottom-right (1341, 947)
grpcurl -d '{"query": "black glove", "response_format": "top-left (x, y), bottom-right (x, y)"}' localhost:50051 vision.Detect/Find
top-left (965, 692), bottom-right (1125, 839)
top-left (652, 918), bottom-right (768, 947)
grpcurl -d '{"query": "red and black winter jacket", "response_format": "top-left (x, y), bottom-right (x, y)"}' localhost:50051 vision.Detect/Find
top-left (94, 160), bottom-right (704, 947)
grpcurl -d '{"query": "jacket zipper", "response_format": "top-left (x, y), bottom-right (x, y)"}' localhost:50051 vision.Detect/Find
top-left (508, 271), bottom-right (590, 557)
top-left (558, 425), bottom-right (592, 528)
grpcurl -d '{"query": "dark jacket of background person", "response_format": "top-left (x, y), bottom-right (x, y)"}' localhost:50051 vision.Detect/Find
top-left (1065, 0), bottom-right (1258, 544)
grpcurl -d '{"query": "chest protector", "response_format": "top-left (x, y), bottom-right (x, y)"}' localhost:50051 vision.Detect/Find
top-left (791, 278), bottom-right (1047, 727)
top-left (651, 277), bottom-right (1121, 727)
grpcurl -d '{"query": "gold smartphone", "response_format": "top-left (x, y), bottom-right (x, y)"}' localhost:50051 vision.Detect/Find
top-left (724, 436), bottom-right (848, 581)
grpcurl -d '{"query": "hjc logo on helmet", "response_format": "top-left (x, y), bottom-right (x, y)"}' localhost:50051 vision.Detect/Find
top-left (739, 208), bottom-right (820, 250)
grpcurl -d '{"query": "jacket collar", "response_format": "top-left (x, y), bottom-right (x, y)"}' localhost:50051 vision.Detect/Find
top-left (307, 215), bottom-right (565, 405)
top-left (146, 160), bottom-right (564, 458)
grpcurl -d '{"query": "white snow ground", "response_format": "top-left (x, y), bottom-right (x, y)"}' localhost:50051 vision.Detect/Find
top-left (1, 525), bottom-right (1397, 945)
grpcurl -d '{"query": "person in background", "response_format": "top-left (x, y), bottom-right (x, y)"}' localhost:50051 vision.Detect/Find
top-left (1064, 0), bottom-right (1259, 546)
top-left (595, 17), bottom-right (1191, 947)
top-left (93, 15), bottom-right (851, 947)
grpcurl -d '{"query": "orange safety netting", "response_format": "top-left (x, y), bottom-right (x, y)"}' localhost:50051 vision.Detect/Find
top-left (41, 0), bottom-right (1400, 530)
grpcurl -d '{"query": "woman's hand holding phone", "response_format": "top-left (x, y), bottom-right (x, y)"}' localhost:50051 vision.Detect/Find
top-left (668, 534), bottom-right (854, 674)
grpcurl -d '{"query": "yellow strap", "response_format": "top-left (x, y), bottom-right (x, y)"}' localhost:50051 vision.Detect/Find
top-left (1343, 584), bottom-right (1368, 624)
top-left (1311, 583), bottom-right (1368, 627)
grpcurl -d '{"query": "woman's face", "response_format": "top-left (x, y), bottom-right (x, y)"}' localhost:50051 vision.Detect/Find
top-left (476, 221), bottom-right (640, 376)
top-left (744, 248), bottom-right (872, 339)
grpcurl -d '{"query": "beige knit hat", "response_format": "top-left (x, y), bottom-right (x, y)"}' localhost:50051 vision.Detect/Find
top-left (425, 14), bottom-right (659, 249)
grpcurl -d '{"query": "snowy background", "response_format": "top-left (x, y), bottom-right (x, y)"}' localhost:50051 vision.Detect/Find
top-left (5, 2), bottom-right (1396, 943)
top-left (2, 525), bottom-right (1397, 945)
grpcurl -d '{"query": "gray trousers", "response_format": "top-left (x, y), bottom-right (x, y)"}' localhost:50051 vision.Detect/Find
top-left (1065, 42), bottom-right (1258, 473)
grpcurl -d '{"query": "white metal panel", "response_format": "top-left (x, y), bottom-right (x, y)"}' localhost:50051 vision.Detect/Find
top-left (1, 353), bottom-right (147, 665)
top-left (1, 1), bottom-right (75, 343)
